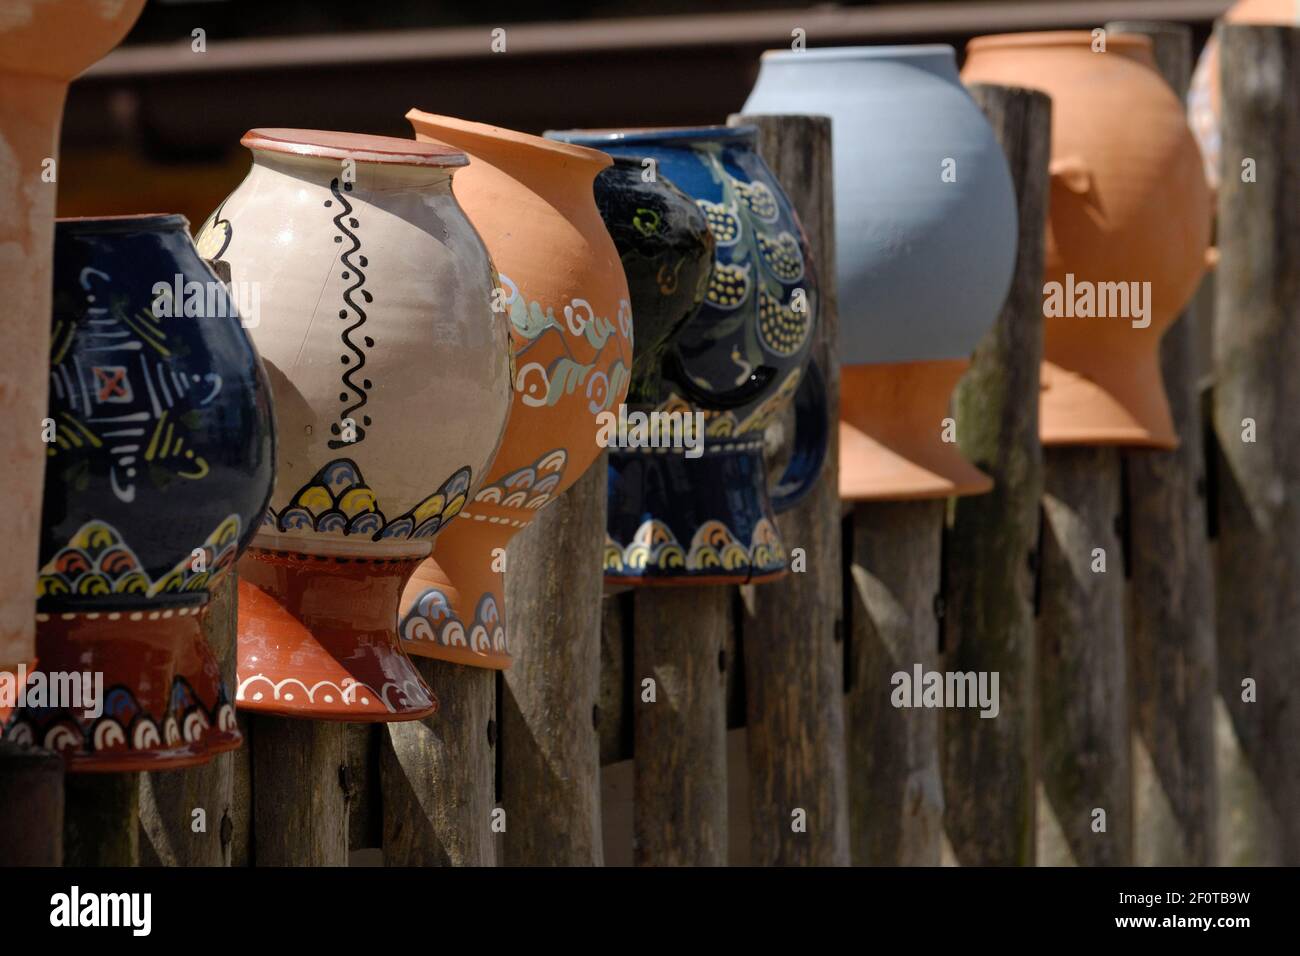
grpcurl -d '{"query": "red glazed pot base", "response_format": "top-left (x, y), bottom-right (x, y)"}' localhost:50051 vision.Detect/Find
top-left (237, 548), bottom-right (438, 720)
top-left (2, 608), bottom-right (236, 773)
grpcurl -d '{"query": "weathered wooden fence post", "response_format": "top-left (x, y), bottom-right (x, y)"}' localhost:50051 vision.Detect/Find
top-left (942, 83), bottom-right (1051, 867)
top-left (140, 575), bottom-right (240, 865)
top-left (848, 499), bottom-right (946, 865)
top-left (1036, 447), bottom-right (1129, 866)
top-left (1106, 18), bottom-right (1219, 868)
top-left (381, 662), bottom-right (495, 865)
top-left (499, 450), bottom-right (606, 865)
top-left (1212, 22), bottom-right (1300, 866)
top-left (632, 585), bottom-right (730, 866)
top-left (248, 716), bottom-right (349, 866)
top-left (725, 113), bottom-right (849, 867)
top-left (64, 772), bottom-right (140, 866)
top-left (0, 743), bottom-right (63, 865)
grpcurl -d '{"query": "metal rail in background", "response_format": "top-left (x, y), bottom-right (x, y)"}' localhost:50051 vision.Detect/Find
top-left (87, 0), bottom-right (1232, 76)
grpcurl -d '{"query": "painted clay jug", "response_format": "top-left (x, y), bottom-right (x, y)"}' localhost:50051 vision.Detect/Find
top-left (1189, 0), bottom-right (1300, 189)
top-left (400, 112), bottom-right (632, 668)
top-left (199, 129), bottom-right (512, 714)
top-left (549, 126), bottom-right (826, 585)
top-left (2, 215), bottom-right (274, 770)
top-left (964, 32), bottom-right (1213, 448)
top-left (0, 0), bottom-right (145, 718)
top-left (744, 45), bottom-right (1015, 500)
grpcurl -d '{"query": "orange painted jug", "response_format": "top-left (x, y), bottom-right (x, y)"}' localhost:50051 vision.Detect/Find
top-left (401, 112), bottom-right (632, 669)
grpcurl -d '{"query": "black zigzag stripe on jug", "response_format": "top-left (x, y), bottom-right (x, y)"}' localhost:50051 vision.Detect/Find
top-left (326, 177), bottom-right (374, 449)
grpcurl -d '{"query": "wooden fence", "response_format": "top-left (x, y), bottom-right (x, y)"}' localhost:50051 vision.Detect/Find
top-left (2, 20), bottom-right (1298, 867)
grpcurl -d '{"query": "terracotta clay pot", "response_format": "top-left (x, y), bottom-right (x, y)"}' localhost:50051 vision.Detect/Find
top-left (549, 126), bottom-right (826, 586)
top-left (0, 0), bottom-right (145, 713)
top-left (199, 129), bottom-right (513, 711)
top-left (1188, 0), bottom-right (1300, 189)
top-left (963, 32), bottom-right (1213, 448)
top-left (840, 361), bottom-right (992, 501)
top-left (2, 215), bottom-right (274, 771)
top-left (399, 112), bottom-right (632, 668)
top-left (743, 44), bottom-right (1014, 500)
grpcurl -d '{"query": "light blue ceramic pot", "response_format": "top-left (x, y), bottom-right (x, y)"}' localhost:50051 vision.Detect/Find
top-left (742, 45), bottom-right (1017, 365)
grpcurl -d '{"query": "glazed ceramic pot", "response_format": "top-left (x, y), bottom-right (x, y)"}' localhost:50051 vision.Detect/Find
top-left (596, 158), bottom-right (715, 405)
top-left (1189, 0), bottom-right (1300, 189)
top-left (0, 0), bottom-right (145, 715)
top-left (964, 32), bottom-right (1213, 448)
top-left (399, 112), bottom-right (632, 668)
top-left (549, 126), bottom-right (826, 586)
top-left (1, 215), bottom-right (273, 771)
top-left (744, 44), bottom-right (1015, 500)
top-left (199, 129), bottom-right (513, 712)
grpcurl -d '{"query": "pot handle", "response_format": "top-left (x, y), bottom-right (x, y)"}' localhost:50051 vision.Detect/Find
top-left (1049, 155), bottom-right (1092, 195)
top-left (769, 358), bottom-right (829, 514)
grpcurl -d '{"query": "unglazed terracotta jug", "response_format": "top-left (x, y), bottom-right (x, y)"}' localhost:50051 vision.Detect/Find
top-left (2, 215), bottom-right (273, 770)
top-left (1188, 0), bottom-right (1300, 189)
top-left (549, 126), bottom-right (826, 586)
top-left (401, 112), bottom-right (632, 668)
top-left (963, 32), bottom-right (1213, 448)
top-left (0, 0), bottom-right (145, 722)
top-left (744, 45), bottom-right (1015, 500)
top-left (199, 129), bottom-right (513, 714)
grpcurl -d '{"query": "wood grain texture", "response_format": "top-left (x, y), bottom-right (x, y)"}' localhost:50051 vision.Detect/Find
top-left (64, 772), bottom-right (139, 866)
top-left (248, 715), bottom-right (348, 866)
top-left (381, 658), bottom-right (495, 865)
top-left (942, 83), bottom-right (1050, 867)
top-left (140, 573), bottom-right (239, 866)
top-left (500, 452), bottom-right (605, 865)
top-left (1037, 447), bottom-right (1131, 866)
top-left (632, 586), bottom-right (730, 866)
top-left (1212, 24), bottom-right (1300, 866)
top-left (1105, 20), bottom-right (1219, 868)
top-left (728, 112), bottom-right (848, 866)
top-left (847, 500), bottom-right (945, 866)
top-left (598, 591), bottom-right (632, 765)
top-left (346, 723), bottom-right (381, 853)
top-left (0, 742), bottom-right (63, 865)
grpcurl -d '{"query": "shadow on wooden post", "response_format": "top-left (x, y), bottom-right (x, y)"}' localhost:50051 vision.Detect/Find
top-left (140, 574), bottom-right (240, 866)
top-left (849, 500), bottom-right (946, 865)
top-left (632, 585), bottom-right (730, 866)
top-left (64, 771), bottom-right (140, 866)
top-left (381, 660), bottom-right (495, 865)
top-left (248, 715), bottom-right (349, 866)
top-left (1037, 446), bottom-right (1130, 865)
top-left (1107, 19), bottom-right (1219, 868)
top-left (1212, 23), bottom-right (1300, 867)
top-left (500, 450), bottom-right (606, 865)
top-left (942, 83), bottom-right (1050, 867)
top-left (0, 742), bottom-right (63, 865)
top-left (727, 112), bottom-right (849, 867)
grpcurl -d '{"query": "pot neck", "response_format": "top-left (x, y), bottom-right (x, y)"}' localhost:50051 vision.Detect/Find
top-left (249, 148), bottom-right (457, 194)
top-left (407, 111), bottom-right (609, 208)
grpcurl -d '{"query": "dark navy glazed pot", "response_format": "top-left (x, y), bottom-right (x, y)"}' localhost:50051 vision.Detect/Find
top-left (550, 126), bottom-right (827, 586)
top-left (3, 215), bottom-right (276, 771)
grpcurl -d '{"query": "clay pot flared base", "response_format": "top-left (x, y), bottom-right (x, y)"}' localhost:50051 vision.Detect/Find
top-left (839, 359), bottom-right (993, 502)
top-left (2, 605), bottom-right (237, 773)
top-left (399, 541), bottom-right (511, 669)
top-left (1040, 345), bottom-right (1177, 450)
top-left (236, 548), bottom-right (437, 721)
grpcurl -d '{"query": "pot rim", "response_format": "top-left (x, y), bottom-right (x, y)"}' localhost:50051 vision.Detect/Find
top-left (967, 30), bottom-right (1153, 53)
top-left (758, 43), bottom-right (955, 61)
top-left (406, 109), bottom-right (611, 167)
top-left (548, 125), bottom-right (759, 148)
top-left (241, 128), bottom-right (468, 168)
top-left (56, 213), bottom-right (190, 234)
